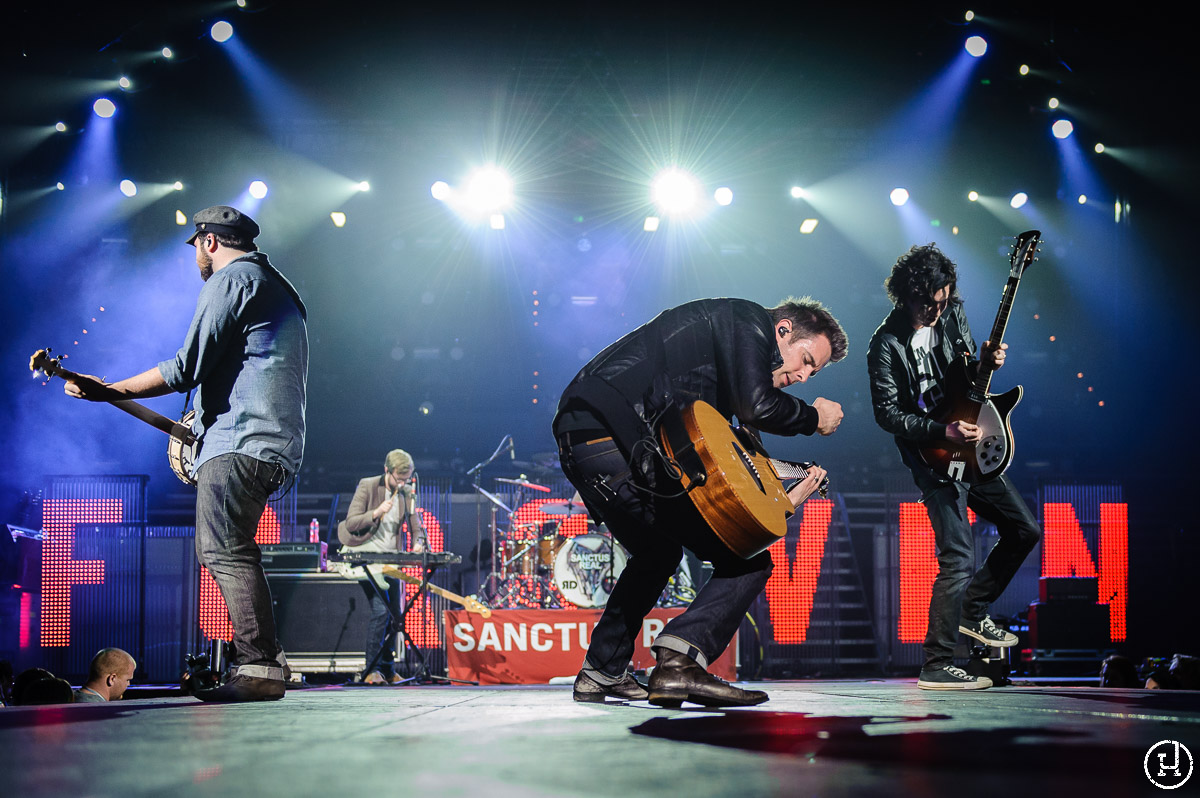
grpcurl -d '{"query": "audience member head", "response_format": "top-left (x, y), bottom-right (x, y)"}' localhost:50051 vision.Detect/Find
top-left (1099, 654), bottom-right (1139, 688)
top-left (12, 667), bottom-right (55, 705)
top-left (83, 648), bottom-right (137, 701)
top-left (21, 676), bottom-right (74, 705)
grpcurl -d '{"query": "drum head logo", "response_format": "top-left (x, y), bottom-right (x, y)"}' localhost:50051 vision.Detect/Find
top-left (1144, 740), bottom-right (1193, 790)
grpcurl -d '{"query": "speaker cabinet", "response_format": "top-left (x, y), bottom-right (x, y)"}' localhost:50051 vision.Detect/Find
top-left (266, 573), bottom-right (375, 657)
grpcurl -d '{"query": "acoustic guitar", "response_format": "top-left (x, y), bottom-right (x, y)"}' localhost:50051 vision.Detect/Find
top-left (912, 230), bottom-right (1040, 485)
top-left (659, 400), bottom-right (828, 559)
top-left (30, 349), bottom-right (199, 485)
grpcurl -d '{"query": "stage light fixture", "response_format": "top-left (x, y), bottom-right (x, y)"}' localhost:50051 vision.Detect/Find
top-left (430, 181), bottom-right (451, 201)
top-left (211, 21), bottom-right (234, 43)
top-left (799, 219), bottom-right (819, 234)
top-left (651, 168), bottom-right (700, 214)
top-left (965, 36), bottom-right (987, 57)
top-left (173, 181), bottom-right (183, 190)
top-left (1048, 97), bottom-right (1060, 109)
top-left (644, 216), bottom-right (660, 232)
top-left (119, 180), bottom-right (137, 197)
top-left (1094, 143), bottom-right (1105, 154)
top-left (248, 180), bottom-right (268, 199)
top-left (330, 212), bottom-right (347, 227)
top-left (1078, 194), bottom-right (1087, 204)
top-left (964, 10), bottom-right (975, 21)
top-left (1019, 64), bottom-right (1030, 76)
top-left (890, 188), bottom-right (910, 206)
top-left (118, 77), bottom-right (132, 90)
top-left (714, 187), bottom-right (733, 206)
top-left (465, 166), bottom-right (513, 212)
top-left (55, 122), bottom-right (67, 132)
top-left (175, 210), bottom-right (187, 225)
top-left (490, 214), bottom-right (506, 230)
top-left (1052, 119), bottom-right (1074, 139)
top-left (93, 98), bottom-right (116, 118)
top-left (1010, 192), bottom-right (1028, 209)
top-left (968, 191), bottom-right (979, 202)
top-left (356, 181), bottom-right (370, 192)
top-left (789, 186), bottom-right (807, 199)
top-left (57, 182), bottom-right (65, 191)
top-left (162, 47), bottom-right (174, 59)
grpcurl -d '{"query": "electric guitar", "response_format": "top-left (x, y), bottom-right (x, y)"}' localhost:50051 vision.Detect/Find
top-left (29, 349), bottom-right (199, 485)
top-left (328, 559), bottom-right (492, 617)
top-left (914, 229), bottom-right (1041, 484)
top-left (660, 400), bottom-right (828, 559)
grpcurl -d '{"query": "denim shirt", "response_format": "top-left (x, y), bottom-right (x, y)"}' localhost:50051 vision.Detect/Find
top-left (157, 252), bottom-right (308, 476)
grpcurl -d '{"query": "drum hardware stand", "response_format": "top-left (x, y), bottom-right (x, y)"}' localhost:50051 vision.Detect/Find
top-left (469, 434), bottom-right (517, 601)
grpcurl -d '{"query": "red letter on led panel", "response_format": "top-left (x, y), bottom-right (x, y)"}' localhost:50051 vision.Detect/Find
top-left (762, 499), bottom-right (833, 644)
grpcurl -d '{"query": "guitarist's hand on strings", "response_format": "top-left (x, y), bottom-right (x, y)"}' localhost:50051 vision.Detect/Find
top-left (946, 421), bottom-right (983, 444)
top-left (63, 373), bottom-right (120, 403)
top-left (812, 397), bottom-right (843, 436)
top-left (980, 340), bottom-right (1008, 371)
top-left (786, 464), bottom-right (828, 508)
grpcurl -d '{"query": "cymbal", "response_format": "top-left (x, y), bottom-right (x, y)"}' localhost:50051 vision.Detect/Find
top-left (540, 500), bottom-right (588, 516)
top-left (495, 477), bottom-right (551, 493)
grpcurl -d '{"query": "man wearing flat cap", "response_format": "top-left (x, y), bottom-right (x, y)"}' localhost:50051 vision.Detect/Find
top-left (65, 205), bottom-right (309, 702)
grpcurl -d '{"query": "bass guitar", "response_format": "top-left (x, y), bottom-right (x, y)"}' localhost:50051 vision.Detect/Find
top-left (659, 400), bottom-right (828, 559)
top-left (29, 349), bottom-right (199, 485)
top-left (914, 229), bottom-right (1040, 484)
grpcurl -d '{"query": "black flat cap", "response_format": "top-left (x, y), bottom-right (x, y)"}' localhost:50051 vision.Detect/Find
top-left (185, 205), bottom-right (260, 245)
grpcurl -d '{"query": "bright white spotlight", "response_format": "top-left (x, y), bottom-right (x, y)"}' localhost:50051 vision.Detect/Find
top-left (119, 180), bottom-right (137, 197)
top-left (799, 219), bottom-right (819, 234)
top-left (489, 213), bottom-right (506, 230)
top-left (430, 180), bottom-right (451, 201)
top-left (967, 190), bottom-right (979, 202)
top-left (651, 168), bottom-right (700, 214)
top-left (890, 188), bottom-right (910, 206)
top-left (964, 10), bottom-right (975, 21)
top-left (173, 181), bottom-right (183, 190)
top-left (464, 166), bottom-right (513, 212)
top-left (330, 212), bottom-right (347, 227)
top-left (56, 182), bottom-right (65, 191)
top-left (714, 186), bottom-right (733, 206)
top-left (248, 180), bottom-right (268, 199)
top-left (55, 122), bottom-right (67, 132)
top-left (1094, 143), bottom-right (1105, 154)
top-left (644, 216), bottom-right (660, 232)
top-left (211, 21), bottom-right (234, 43)
top-left (965, 36), bottom-right (988, 57)
top-left (118, 76), bottom-right (132, 90)
top-left (1077, 195), bottom-right (1087, 204)
top-left (1051, 119), bottom-right (1074, 139)
top-left (1010, 192), bottom-right (1028, 209)
top-left (1048, 97), bottom-right (1059, 109)
top-left (356, 181), bottom-right (370, 192)
top-left (175, 210), bottom-right (187, 225)
top-left (93, 98), bottom-right (116, 118)
top-left (789, 186), bottom-right (807, 199)
top-left (162, 47), bottom-right (174, 59)
top-left (1019, 64), bottom-right (1030, 76)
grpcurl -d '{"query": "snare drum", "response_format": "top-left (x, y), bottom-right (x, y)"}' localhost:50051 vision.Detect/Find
top-left (552, 533), bottom-right (628, 608)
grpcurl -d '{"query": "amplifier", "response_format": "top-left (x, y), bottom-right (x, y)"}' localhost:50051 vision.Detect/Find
top-left (1028, 600), bottom-right (1110, 650)
top-left (261, 542), bottom-right (327, 572)
top-left (266, 572), bottom-right (374, 657)
top-left (1038, 576), bottom-right (1098, 603)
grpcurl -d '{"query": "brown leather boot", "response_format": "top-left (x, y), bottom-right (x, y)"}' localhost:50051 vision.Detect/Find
top-left (194, 674), bottom-right (286, 703)
top-left (647, 650), bottom-right (768, 708)
top-left (572, 670), bottom-right (649, 702)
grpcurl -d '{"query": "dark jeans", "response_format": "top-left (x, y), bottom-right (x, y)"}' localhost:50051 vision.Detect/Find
top-left (559, 435), bottom-right (772, 679)
top-left (914, 472), bottom-right (1041, 670)
top-left (195, 453), bottom-right (287, 670)
top-left (361, 576), bottom-right (400, 677)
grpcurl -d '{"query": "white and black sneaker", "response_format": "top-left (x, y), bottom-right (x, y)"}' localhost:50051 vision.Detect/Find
top-left (959, 615), bottom-right (1018, 647)
top-left (917, 665), bottom-right (993, 690)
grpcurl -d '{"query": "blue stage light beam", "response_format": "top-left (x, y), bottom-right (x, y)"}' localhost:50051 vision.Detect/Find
top-left (214, 30), bottom-right (320, 140)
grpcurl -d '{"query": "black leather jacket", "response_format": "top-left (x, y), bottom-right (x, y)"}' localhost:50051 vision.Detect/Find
top-left (553, 298), bottom-right (819, 455)
top-left (866, 303), bottom-right (977, 447)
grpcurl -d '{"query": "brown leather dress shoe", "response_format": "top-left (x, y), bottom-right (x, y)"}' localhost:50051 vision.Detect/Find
top-left (572, 670), bottom-right (649, 703)
top-left (647, 650), bottom-right (768, 708)
top-left (194, 674), bottom-right (286, 703)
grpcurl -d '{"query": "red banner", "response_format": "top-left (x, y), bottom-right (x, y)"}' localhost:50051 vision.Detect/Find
top-left (445, 608), bottom-right (737, 685)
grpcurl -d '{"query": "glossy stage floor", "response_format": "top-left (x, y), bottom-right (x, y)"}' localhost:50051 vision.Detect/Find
top-left (2, 679), bottom-right (1197, 796)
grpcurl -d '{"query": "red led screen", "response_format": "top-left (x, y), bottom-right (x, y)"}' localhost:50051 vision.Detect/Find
top-left (762, 499), bottom-right (833, 644)
top-left (1041, 502), bottom-right (1127, 641)
top-left (39, 499), bottom-right (119, 646)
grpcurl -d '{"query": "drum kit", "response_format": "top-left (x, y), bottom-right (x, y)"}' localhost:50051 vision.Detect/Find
top-left (482, 479), bottom-right (627, 609)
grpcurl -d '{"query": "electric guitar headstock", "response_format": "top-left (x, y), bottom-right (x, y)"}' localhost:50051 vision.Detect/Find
top-left (1010, 230), bottom-right (1041, 279)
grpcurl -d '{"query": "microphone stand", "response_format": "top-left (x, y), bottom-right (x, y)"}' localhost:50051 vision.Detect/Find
top-left (468, 435), bottom-right (514, 595)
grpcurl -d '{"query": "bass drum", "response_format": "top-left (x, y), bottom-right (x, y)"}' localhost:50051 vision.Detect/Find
top-left (552, 533), bottom-right (627, 608)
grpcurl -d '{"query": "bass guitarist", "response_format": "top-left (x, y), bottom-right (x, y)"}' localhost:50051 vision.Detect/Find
top-left (867, 243), bottom-right (1041, 690)
top-left (553, 297), bottom-right (846, 707)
